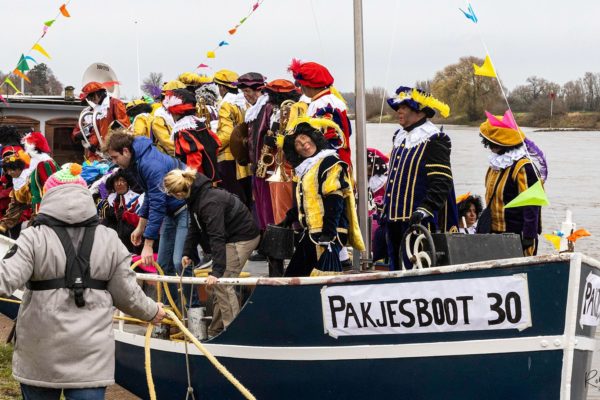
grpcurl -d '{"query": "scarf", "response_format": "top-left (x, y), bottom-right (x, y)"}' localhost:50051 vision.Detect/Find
top-left (244, 94), bottom-right (268, 123)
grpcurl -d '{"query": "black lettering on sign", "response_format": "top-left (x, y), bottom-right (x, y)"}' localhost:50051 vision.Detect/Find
top-left (505, 292), bottom-right (522, 324)
top-left (456, 296), bottom-right (473, 324)
top-left (414, 298), bottom-right (432, 327)
top-left (386, 300), bottom-right (400, 327)
top-left (344, 303), bottom-right (362, 328)
top-left (431, 298), bottom-right (445, 325)
top-left (376, 301), bottom-right (388, 327)
top-left (584, 282), bottom-right (593, 314)
top-left (328, 295), bottom-right (345, 328)
top-left (444, 298), bottom-right (458, 325)
top-left (399, 299), bottom-right (415, 328)
top-left (360, 302), bottom-right (377, 328)
top-left (488, 292), bottom-right (506, 325)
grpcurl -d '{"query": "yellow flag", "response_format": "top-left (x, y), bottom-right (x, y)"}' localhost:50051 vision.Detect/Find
top-left (32, 43), bottom-right (51, 59)
top-left (473, 55), bottom-right (497, 78)
top-left (207, 51), bottom-right (216, 59)
top-left (543, 234), bottom-right (561, 250)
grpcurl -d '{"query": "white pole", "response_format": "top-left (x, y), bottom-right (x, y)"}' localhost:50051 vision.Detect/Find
top-left (353, 0), bottom-right (370, 269)
top-left (135, 20), bottom-right (141, 98)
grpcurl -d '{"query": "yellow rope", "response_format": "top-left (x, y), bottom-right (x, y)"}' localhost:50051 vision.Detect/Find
top-left (144, 324), bottom-right (157, 400)
top-left (113, 314), bottom-right (176, 326)
top-left (0, 297), bottom-right (21, 304)
top-left (130, 260), bottom-right (183, 320)
top-left (164, 309), bottom-right (256, 400)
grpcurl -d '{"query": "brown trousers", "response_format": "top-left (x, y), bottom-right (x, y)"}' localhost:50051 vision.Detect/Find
top-left (208, 235), bottom-right (261, 336)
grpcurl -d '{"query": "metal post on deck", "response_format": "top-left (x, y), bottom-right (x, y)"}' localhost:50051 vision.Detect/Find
top-left (353, 0), bottom-right (371, 270)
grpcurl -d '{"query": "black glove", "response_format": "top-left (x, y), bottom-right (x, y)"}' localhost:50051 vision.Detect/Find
top-left (521, 237), bottom-right (535, 250)
top-left (277, 207), bottom-right (298, 228)
top-left (409, 210), bottom-right (426, 226)
top-left (73, 131), bottom-right (85, 142)
top-left (264, 135), bottom-right (277, 148)
top-left (317, 234), bottom-right (334, 246)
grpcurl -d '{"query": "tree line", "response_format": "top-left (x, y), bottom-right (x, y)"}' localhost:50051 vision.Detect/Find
top-left (0, 63), bottom-right (64, 96)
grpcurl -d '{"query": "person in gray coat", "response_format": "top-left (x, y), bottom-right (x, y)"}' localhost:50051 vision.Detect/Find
top-left (0, 164), bottom-right (165, 400)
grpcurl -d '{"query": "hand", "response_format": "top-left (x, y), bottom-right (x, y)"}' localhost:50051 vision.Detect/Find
top-left (409, 210), bottom-right (426, 226)
top-left (131, 227), bottom-right (143, 247)
top-left (317, 234), bottom-right (333, 246)
top-left (521, 237), bottom-right (535, 250)
top-left (141, 244), bottom-right (154, 267)
top-left (151, 302), bottom-right (166, 326)
top-left (181, 256), bottom-right (193, 268)
top-left (73, 131), bottom-right (84, 142)
top-left (206, 275), bottom-right (218, 285)
top-left (264, 135), bottom-right (277, 148)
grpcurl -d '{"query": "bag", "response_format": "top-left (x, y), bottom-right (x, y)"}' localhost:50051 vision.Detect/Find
top-left (258, 224), bottom-right (295, 259)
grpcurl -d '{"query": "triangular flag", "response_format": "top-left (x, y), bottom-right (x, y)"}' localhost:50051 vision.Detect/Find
top-left (60, 4), bottom-right (71, 17)
top-left (4, 77), bottom-right (21, 93)
top-left (252, 2), bottom-right (259, 11)
top-left (218, 41), bottom-right (229, 47)
top-left (459, 3), bottom-right (478, 23)
top-left (42, 25), bottom-right (49, 37)
top-left (13, 69), bottom-right (31, 83)
top-left (25, 56), bottom-right (38, 64)
top-left (206, 51), bottom-right (216, 58)
top-left (17, 55), bottom-right (30, 72)
top-left (44, 19), bottom-right (55, 27)
top-left (240, 17), bottom-right (248, 24)
top-left (0, 93), bottom-right (7, 105)
top-left (197, 63), bottom-right (209, 68)
top-left (504, 181), bottom-right (550, 208)
top-left (228, 28), bottom-right (237, 35)
top-left (473, 55), bottom-right (496, 78)
top-left (485, 110), bottom-right (518, 130)
top-left (567, 228), bottom-right (591, 242)
top-left (32, 43), bottom-right (51, 59)
top-left (543, 234), bottom-right (562, 250)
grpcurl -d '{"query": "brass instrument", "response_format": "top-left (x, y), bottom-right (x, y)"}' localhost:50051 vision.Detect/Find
top-left (196, 97), bottom-right (212, 126)
top-left (255, 130), bottom-right (275, 179)
top-left (267, 100), bottom-right (295, 182)
top-left (77, 104), bottom-right (102, 149)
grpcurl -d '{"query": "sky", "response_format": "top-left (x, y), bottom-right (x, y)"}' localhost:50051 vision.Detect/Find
top-left (1, 0), bottom-right (600, 99)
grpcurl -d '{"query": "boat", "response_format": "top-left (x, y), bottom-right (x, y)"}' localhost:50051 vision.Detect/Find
top-left (110, 251), bottom-right (600, 400)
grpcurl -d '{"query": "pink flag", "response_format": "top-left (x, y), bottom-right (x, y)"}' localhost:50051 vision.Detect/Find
top-left (485, 110), bottom-right (518, 130)
top-left (253, 2), bottom-right (259, 11)
top-left (197, 63), bottom-right (209, 68)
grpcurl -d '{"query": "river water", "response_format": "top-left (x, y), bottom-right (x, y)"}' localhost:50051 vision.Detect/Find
top-left (358, 123), bottom-right (600, 259)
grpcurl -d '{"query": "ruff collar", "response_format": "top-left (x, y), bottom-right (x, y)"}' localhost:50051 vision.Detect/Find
top-left (295, 149), bottom-right (337, 178)
top-left (369, 174), bottom-right (387, 193)
top-left (92, 95), bottom-right (111, 120)
top-left (173, 115), bottom-right (202, 135)
top-left (393, 120), bottom-right (440, 149)
top-left (154, 106), bottom-right (175, 129)
top-left (488, 146), bottom-right (527, 170)
top-left (220, 92), bottom-right (247, 111)
top-left (244, 94), bottom-right (268, 123)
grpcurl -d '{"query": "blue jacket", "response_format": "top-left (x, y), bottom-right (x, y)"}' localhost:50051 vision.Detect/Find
top-left (127, 137), bottom-right (186, 240)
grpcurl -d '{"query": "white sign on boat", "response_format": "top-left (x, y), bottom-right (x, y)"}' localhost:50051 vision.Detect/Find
top-left (321, 274), bottom-right (532, 338)
top-left (580, 272), bottom-right (600, 327)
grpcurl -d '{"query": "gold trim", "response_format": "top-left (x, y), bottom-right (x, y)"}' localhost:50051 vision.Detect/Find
top-left (407, 144), bottom-right (426, 216)
top-left (425, 164), bottom-right (451, 170)
top-left (426, 171), bottom-right (453, 179)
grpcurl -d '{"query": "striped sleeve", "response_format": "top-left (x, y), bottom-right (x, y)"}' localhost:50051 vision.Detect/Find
top-left (419, 134), bottom-right (454, 215)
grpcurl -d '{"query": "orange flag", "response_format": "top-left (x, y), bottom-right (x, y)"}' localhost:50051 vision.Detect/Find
top-left (567, 228), bottom-right (591, 242)
top-left (60, 4), bottom-right (71, 17)
top-left (13, 69), bottom-right (31, 83)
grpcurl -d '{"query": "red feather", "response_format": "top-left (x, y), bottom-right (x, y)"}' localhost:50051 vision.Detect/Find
top-left (287, 58), bottom-right (303, 74)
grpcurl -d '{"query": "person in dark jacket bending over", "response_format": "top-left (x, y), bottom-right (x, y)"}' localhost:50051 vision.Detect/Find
top-left (383, 86), bottom-right (459, 270)
top-left (163, 168), bottom-right (260, 337)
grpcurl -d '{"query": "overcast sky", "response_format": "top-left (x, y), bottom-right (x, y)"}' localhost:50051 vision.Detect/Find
top-left (2, 0), bottom-right (599, 99)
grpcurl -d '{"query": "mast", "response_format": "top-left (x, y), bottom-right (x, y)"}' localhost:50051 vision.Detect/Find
top-left (353, 0), bottom-right (370, 269)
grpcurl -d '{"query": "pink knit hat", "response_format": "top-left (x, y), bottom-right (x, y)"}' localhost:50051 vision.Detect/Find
top-left (43, 163), bottom-right (88, 192)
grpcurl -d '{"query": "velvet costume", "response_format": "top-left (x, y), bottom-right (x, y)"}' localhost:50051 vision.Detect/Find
top-left (383, 119), bottom-right (458, 269)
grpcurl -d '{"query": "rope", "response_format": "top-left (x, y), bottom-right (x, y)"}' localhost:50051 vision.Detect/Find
top-left (144, 324), bottom-right (157, 400)
top-left (178, 263), bottom-right (196, 400)
top-left (163, 309), bottom-right (257, 400)
top-left (131, 260), bottom-right (183, 320)
top-left (0, 297), bottom-right (21, 304)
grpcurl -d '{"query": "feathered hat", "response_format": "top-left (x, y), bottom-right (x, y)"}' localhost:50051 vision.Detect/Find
top-left (163, 88), bottom-right (197, 116)
top-left (178, 72), bottom-right (213, 86)
top-left (161, 80), bottom-right (187, 93)
top-left (22, 131), bottom-right (51, 154)
top-left (479, 120), bottom-right (525, 147)
top-left (288, 59), bottom-right (334, 88)
top-left (387, 86), bottom-right (450, 118)
top-left (1, 145), bottom-right (30, 171)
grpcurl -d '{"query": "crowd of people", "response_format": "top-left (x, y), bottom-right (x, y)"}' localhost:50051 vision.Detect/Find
top-left (0, 59), bottom-right (545, 330)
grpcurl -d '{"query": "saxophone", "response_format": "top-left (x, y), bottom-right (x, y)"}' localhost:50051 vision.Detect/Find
top-left (267, 100), bottom-right (295, 182)
top-left (196, 97), bottom-right (212, 126)
top-left (255, 130), bottom-right (276, 179)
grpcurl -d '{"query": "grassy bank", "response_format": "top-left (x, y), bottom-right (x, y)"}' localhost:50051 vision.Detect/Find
top-left (367, 112), bottom-right (600, 130)
top-left (0, 344), bottom-right (19, 400)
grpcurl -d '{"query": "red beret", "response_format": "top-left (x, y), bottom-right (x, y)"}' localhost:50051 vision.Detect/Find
top-left (264, 79), bottom-right (299, 93)
top-left (288, 59), bottom-right (334, 88)
top-left (80, 81), bottom-right (105, 99)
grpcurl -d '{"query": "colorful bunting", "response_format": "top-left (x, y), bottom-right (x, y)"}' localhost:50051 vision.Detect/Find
top-left (32, 43), bottom-right (51, 59)
top-left (543, 234), bottom-right (562, 250)
top-left (206, 51), bottom-right (216, 59)
top-left (473, 55), bottom-right (496, 78)
top-left (228, 28), bottom-right (237, 35)
top-left (4, 78), bottom-right (21, 94)
top-left (240, 17), bottom-right (248, 24)
top-left (504, 181), bottom-right (550, 208)
top-left (197, 63), bottom-right (209, 68)
top-left (44, 19), bottom-right (56, 27)
top-left (485, 110), bottom-right (518, 130)
top-left (24, 55), bottom-right (38, 64)
top-left (17, 55), bottom-right (31, 72)
top-left (13, 69), bottom-right (31, 83)
top-left (218, 41), bottom-right (229, 47)
top-left (459, 3), bottom-right (478, 23)
top-left (567, 228), bottom-right (591, 243)
top-left (252, 2), bottom-right (259, 11)
top-left (60, 4), bottom-right (70, 17)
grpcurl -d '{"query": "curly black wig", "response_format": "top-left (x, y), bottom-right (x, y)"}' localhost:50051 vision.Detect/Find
top-left (0, 125), bottom-right (23, 147)
top-left (458, 195), bottom-right (483, 219)
top-left (105, 168), bottom-right (136, 193)
top-left (480, 135), bottom-right (523, 155)
top-left (283, 122), bottom-right (329, 168)
top-left (265, 90), bottom-right (301, 107)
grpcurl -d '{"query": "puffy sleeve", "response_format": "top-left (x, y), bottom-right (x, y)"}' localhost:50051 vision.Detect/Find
top-left (419, 134), bottom-right (454, 216)
top-left (150, 117), bottom-right (175, 156)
